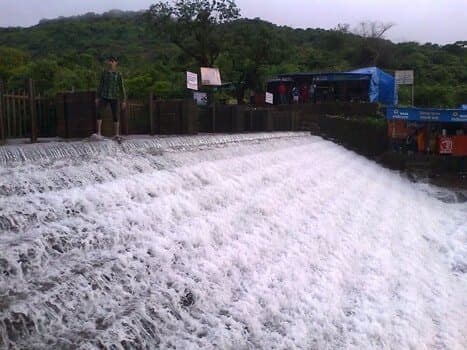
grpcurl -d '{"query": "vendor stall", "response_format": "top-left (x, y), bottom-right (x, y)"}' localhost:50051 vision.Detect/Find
top-left (386, 106), bottom-right (467, 156)
top-left (269, 67), bottom-right (397, 105)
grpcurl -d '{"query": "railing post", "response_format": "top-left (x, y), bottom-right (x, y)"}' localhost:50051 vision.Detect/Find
top-left (149, 92), bottom-right (155, 135)
top-left (0, 79), bottom-right (5, 144)
top-left (212, 102), bottom-right (216, 133)
top-left (121, 102), bottom-right (129, 135)
top-left (28, 78), bottom-right (37, 143)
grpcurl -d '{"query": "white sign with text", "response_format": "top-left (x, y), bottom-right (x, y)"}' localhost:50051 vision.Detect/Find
top-left (186, 71), bottom-right (198, 90)
top-left (395, 70), bottom-right (414, 85)
top-left (265, 92), bottom-right (274, 104)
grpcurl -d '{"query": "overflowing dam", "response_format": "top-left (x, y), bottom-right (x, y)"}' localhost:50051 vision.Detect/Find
top-left (0, 133), bottom-right (465, 349)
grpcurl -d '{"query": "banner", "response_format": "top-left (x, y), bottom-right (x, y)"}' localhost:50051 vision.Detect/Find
top-left (265, 92), bottom-right (274, 104)
top-left (200, 67), bottom-right (222, 86)
top-left (386, 107), bottom-right (467, 123)
top-left (186, 71), bottom-right (198, 90)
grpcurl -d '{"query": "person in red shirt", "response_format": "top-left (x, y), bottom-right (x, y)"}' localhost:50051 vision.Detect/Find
top-left (417, 129), bottom-right (426, 152)
top-left (278, 82), bottom-right (287, 104)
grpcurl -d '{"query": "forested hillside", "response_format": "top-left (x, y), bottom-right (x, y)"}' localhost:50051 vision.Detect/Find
top-left (0, 8), bottom-right (465, 107)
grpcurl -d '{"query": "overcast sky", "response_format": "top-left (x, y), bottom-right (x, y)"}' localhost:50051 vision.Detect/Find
top-left (1, 0), bottom-right (466, 44)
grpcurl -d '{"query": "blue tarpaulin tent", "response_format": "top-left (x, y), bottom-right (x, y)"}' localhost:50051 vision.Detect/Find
top-left (347, 67), bottom-right (398, 105)
top-left (276, 67), bottom-right (397, 105)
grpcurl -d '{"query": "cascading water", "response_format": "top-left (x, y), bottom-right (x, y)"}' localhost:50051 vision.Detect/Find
top-left (0, 133), bottom-right (465, 349)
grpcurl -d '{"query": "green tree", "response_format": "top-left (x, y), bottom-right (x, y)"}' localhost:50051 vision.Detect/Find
top-left (415, 85), bottom-right (454, 108)
top-left (0, 47), bottom-right (29, 81)
top-left (351, 21), bottom-right (395, 66)
top-left (221, 19), bottom-right (286, 103)
top-left (148, 0), bottom-right (240, 67)
top-left (25, 59), bottom-right (60, 93)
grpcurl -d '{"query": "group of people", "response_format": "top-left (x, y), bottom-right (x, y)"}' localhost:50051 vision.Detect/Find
top-left (277, 82), bottom-right (317, 105)
top-left (404, 127), bottom-right (465, 154)
top-left (404, 128), bottom-right (437, 154)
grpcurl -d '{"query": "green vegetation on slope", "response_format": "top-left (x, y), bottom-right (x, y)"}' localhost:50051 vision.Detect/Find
top-left (0, 8), bottom-right (465, 107)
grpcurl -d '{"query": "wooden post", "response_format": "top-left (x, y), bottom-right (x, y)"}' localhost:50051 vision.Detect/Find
top-left (212, 94), bottom-right (216, 133)
top-left (28, 78), bottom-right (37, 143)
top-left (0, 79), bottom-right (5, 144)
top-left (36, 93), bottom-right (40, 137)
top-left (12, 91), bottom-right (17, 137)
top-left (6, 91), bottom-right (10, 137)
top-left (250, 108), bottom-right (253, 131)
top-left (121, 102), bottom-right (129, 135)
top-left (149, 92), bottom-right (155, 135)
top-left (178, 99), bottom-right (183, 134)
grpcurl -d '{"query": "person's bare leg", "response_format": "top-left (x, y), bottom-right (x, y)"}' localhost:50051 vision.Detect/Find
top-left (96, 120), bottom-right (102, 136)
top-left (114, 122), bottom-right (120, 137)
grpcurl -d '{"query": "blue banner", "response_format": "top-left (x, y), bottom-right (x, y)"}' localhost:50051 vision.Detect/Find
top-left (386, 107), bottom-right (467, 123)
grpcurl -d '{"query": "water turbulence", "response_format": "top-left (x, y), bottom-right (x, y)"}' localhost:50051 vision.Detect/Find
top-left (0, 133), bottom-right (465, 349)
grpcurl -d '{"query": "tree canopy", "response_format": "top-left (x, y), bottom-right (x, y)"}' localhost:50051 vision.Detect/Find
top-left (148, 0), bottom-right (240, 67)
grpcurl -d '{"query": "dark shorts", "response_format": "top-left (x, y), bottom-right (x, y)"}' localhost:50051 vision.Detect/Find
top-left (97, 98), bottom-right (120, 122)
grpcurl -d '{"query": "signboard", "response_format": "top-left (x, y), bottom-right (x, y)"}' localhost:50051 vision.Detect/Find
top-left (386, 107), bottom-right (467, 123)
top-left (186, 71), bottom-right (198, 90)
top-left (439, 137), bottom-right (453, 154)
top-left (265, 92), bottom-right (274, 104)
top-left (395, 70), bottom-right (414, 85)
top-left (200, 67), bottom-right (222, 86)
top-left (193, 91), bottom-right (208, 106)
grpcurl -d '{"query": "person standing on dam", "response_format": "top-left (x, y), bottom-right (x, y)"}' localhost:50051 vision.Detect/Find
top-left (93, 55), bottom-right (127, 141)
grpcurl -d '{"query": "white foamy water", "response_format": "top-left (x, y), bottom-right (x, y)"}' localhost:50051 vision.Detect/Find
top-left (0, 133), bottom-right (466, 349)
